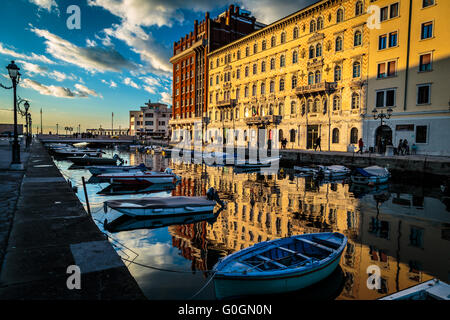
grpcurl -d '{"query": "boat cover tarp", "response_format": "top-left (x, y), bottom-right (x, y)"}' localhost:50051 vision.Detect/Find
top-left (356, 166), bottom-right (389, 177)
top-left (325, 165), bottom-right (350, 172)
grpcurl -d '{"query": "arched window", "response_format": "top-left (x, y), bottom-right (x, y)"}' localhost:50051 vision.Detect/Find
top-left (309, 46), bottom-right (315, 59)
top-left (293, 27), bottom-right (299, 39)
top-left (337, 8), bottom-right (344, 23)
top-left (252, 84), bottom-right (257, 96)
top-left (237, 50), bottom-right (241, 59)
top-left (313, 98), bottom-right (320, 113)
top-left (281, 32), bottom-right (286, 44)
top-left (215, 92), bottom-right (219, 102)
top-left (353, 61), bottom-right (361, 78)
top-left (262, 40), bottom-right (266, 50)
top-left (261, 82), bottom-right (265, 95)
top-left (278, 103), bottom-right (284, 115)
top-left (291, 75), bottom-right (297, 89)
top-left (310, 19), bottom-right (316, 33)
top-left (279, 129), bottom-right (284, 142)
top-left (335, 36), bottom-right (343, 51)
top-left (333, 95), bottom-right (341, 110)
top-left (253, 43), bottom-right (257, 54)
top-left (279, 78), bottom-right (285, 91)
top-left (292, 51), bottom-right (298, 64)
top-left (245, 66), bottom-right (249, 77)
top-left (290, 101), bottom-right (296, 114)
top-left (316, 43), bottom-right (322, 57)
top-left (271, 36), bottom-right (276, 47)
top-left (261, 61), bottom-right (266, 72)
top-left (290, 129), bottom-right (296, 142)
top-left (270, 58), bottom-right (275, 70)
top-left (245, 47), bottom-right (249, 56)
top-left (301, 103), bottom-right (306, 115)
top-left (334, 65), bottom-right (342, 81)
top-left (244, 86), bottom-right (249, 97)
top-left (308, 72), bottom-right (314, 85)
top-left (270, 80), bottom-right (275, 93)
top-left (351, 92), bottom-right (360, 109)
top-left (355, 1), bottom-right (364, 16)
top-left (269, 104), bottom-right (274, 115)
top-left (244, 108), bottom-right (249, 117)
top-left (216, 58), bottom-right (219, 67)
top-left (317, 17), bottom-right (324, 30)
top-left (350, 128), bottom-right (358, 144)
top-left (280, 55), bottom-right (285, 67)
top-left (354, 30), bottom-right (362, 46)
top-left (332, 128), bottom-right (340, 143)
top-left (307, 99), bottom-right (313, 112)
top-left (253, 63), bottom-right (257, 75)
top-left (215, 111), bottom-right (218, 120)
top-left (315, 70), bottom-right (321, 83)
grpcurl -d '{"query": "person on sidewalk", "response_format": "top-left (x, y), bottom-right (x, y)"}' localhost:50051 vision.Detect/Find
top-left (358, 138), bottom-right (364, 154)
top-left (314, 136), bottom-right (321, 151)
top-left (403, 139), bottom-right (409, 155)
top-left (397, 139), bottom-right (403, 155)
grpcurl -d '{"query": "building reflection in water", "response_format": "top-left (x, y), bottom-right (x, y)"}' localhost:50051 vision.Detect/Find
top-left (165, 160), bottom-right (450, 300)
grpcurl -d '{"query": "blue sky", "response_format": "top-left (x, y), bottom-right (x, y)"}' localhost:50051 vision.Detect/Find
top-left (0, 0), bottom-right (313, 133)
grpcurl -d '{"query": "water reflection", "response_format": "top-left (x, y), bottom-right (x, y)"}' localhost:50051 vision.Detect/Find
top-left (54, 149), bottom-right (450, 300)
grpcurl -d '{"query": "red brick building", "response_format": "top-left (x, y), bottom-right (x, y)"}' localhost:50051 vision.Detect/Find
top-left (170, 5), bottom-right (264, 142)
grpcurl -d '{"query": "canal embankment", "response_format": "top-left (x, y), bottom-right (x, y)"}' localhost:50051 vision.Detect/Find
top-left (0, 140), bottom-right (145, 299)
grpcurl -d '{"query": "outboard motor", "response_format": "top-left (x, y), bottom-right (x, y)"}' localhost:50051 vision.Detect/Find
top-left (206, 187), bottom-right (225, 208)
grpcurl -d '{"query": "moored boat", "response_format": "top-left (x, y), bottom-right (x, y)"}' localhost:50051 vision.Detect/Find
top-left (316, 165), bottom-right (351, 178)
top-left (52, 147), bottom-right (103, 158)
top-left (68, 154), bottom-right (124, 166)
top-left (97, 182), bottom-right (175, 195)
top-left (98, 168), bottom-right (180, 185)
top-left (234, 156), bottom-right (280, 169)
top-left (213, 232), bottom-right (347, 299)
top-left (103, 187), bottom-right (224, 217)
top-left (87, 163), bottom-right (147, 176)
top-left (379, 279), bottom-right (450, 300)
top-left (351, 166), bottom-right (390, 185)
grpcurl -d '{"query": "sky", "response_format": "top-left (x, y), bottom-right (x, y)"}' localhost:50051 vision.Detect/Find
top-left (0, 0), bottom-right (314, 134)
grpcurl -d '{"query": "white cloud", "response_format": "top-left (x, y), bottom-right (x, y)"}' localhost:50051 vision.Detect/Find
top-left (123, 77), bottom-right (140, 89)
top-left (30, 27), bottom-right (135, 73)
top-left (86, 39), bottom-right (98, 47)
top-left (101, 79), bottom-right (118, 88)
top-left (21, 78), bottom-right (101, 99)
top-left (0, 42), bottom-right (55, 65)
top-left (17, 60), bottom-right (76, 83)
top-left (160, 92), bottom-right (172, 106)
top-left (28, 0), bottom-right (58, 12)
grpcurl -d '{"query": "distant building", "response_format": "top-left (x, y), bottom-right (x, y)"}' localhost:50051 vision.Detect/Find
top-left (0, 124), bottom-right (23, 135)
top-left (129, 100), bottom-right (171, 138)
top-left (86, 128), bottom-right (129, 136)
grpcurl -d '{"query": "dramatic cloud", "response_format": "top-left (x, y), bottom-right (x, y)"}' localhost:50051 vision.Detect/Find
top-left (160, 92), bottom-right (172, 106)
top-left (28, 0), bottom-right (58, 12)
top-left (21, 78), bottom-right (101, 99)
top-left (0, 43), bottom-right (55, 65)
top-left (123, 77), bottom-right (140, 89)
top-left (17, 60), bottom-right (77, 83)
top-left (30, 27), bottom-right (136, 73)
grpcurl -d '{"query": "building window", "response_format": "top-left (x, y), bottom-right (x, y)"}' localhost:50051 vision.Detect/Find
top-left (308, 72), bottom-right (314, 85)
top-left (315, 70), bottom-right (321, 83)
top-left (293, 27), bottom-right (299, 39)
top-left (332, 128), bottom-right (339, 143)
top-left (416, 126), bottom-right (428, 143)
top-left (281, 32), bottom-right (286, 44)
top-left (261, 82), bottom-right (265, 95)
top-left (245, 47), bottom-right (249, 57)
top-left (279, 79), bottom-right (285, 91)
top-left (337, 8), bottom-right (344, 23)
top-left (355, 1), bottom-right (364, 16)
top-left (351, 92), bottom-right (360, 109)
top-left (353, 62), bottom-right (361, 78)
top-left (252, 84), bottom-right (257, 97)
top-left (270, 58), bottom-right (275, 70)
top-left (278, 103), bottom-right (284, 115)
top-left (334, 66), bottom-right (342, 81)
top-left (350, 128), bottom-right (358, 144)
top-left (335, 36), bottom-right (343, 51)
top-left (316, 43), bottom-right (322, 57)
top-left (237, 50), bottom-right (241, 59)
top-left (236, 69), bottom-right (240, 79)
top-left (423, 0), bottom-right (435, 8)
top-left (376, 89), bottom-right (396, 108)
top-left (380, 6), bottom-right (388, 22)
top-left (270, 81), bottom-right (275, 93)
top-left (417, 84), bottom-right (431, 105)
top-left (253, 43), bottom-right (257, 54)
top-left (354, 30), bottom-right (362, 46)
top-left (271, 36), bottom-right (276, 47)
top-left (390, 3), bottom-right (399, 18)
top-left (290, 129), bottom-right (296, 142)
top-left (280, 55), bottom-right (286, 67)
top-left (309, 46), bottom-right (315, 59)
top-left (262, 40), bottom-right (266, 50)
top-left (419, 53), bottom-right (432, 72)
top-left (245, 66), bottom-right (249, 77)
top-left (253, 64), bottom-right (257, 75)
top-left (244, 86), bottom-right (249, 97)
top-left (292, 51), bottom-right (298, 64)
top-left (421, 22), bottom-right (433, 39)
top-left (291, 101), bottom-right (296, 114)
top-left (377, 61), bottom-right (396, 78)
top-left (310, 19), bottom-right (316, 33)
top-left (291, 75), bottom-right (297, 89)
top-left (379, 34), bottom-right (387, 50)
top-left (261, 61), bottom-right (266, 72)
top-left (317, 17), bottom-right (323, 30)
top-left (409, 227), bottom-right (424, 248)
top-left (389, 31), bottom-right (398, 47)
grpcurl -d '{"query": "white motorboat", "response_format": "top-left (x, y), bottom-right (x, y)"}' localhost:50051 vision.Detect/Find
top-left (103, 187), bottom-right (224, 217)
top-left (98, 168), bottom-right (180, 185)
top-left (87, 163), bottom-right (148, 176)
top-left (351, 166), bottom-right (391, 185)
top-left (316, 165), bottom-right (351, 178)
top-left (52, 147), bottom-right (103, 158)
top-left (379, 279), bottom-right (450, 300)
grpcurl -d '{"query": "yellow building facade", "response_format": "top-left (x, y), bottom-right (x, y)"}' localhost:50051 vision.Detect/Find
top-left (203, 0), bottom-right (450, 155)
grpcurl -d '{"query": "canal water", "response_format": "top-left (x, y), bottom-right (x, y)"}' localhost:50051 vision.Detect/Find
top-left (53, 148), bottom-right (450, 300)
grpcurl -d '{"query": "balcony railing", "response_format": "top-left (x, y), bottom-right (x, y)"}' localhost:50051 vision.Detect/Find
top-left (216, 99), bottom-right (237, 108)
top-left (295, 81), bottom-right (337, 96)
top-left (245, 115), bottom-right (282, 126)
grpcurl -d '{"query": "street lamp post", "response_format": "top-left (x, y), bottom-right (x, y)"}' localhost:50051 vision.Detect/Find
top-left (17, 99), bottom-right (31, 148)
top-left (5, 61), bottom-right (22, 168)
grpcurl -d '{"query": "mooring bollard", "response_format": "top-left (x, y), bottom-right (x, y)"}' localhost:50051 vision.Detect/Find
top-left (81, 176), bottom-right (91, 216)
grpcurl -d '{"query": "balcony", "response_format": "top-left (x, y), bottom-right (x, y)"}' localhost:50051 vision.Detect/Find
top-left (216, 99), bottom-right (237, 108)
top-left (295, 82), bottom-right (337, 96)
top-left (245, 115), bottom-right (282, 126)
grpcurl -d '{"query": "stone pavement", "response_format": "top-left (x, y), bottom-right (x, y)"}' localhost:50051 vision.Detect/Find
top-left (0, 139), bottom-right (145, 299)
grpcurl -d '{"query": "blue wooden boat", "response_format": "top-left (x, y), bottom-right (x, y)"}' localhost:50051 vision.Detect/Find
top-left (351, 166), bottom-right (390, 186)
top-left (213, 232), bottom-right (347, 299)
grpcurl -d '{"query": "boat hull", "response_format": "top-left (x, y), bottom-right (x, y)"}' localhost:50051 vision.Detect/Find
top-left (109, 176), bottom-right (175, 185)
top-left (88, 166), bottom-right (143, 176)
top-left (214, 252), bottom-right (342, 299)
top-left (111, 204), bottom-right (216, 217)
top-left (351, 175), bottom-right (389, 185)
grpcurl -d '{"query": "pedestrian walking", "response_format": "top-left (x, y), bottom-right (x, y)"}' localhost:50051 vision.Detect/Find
top-left (397, 139), bottom-right (403, 155)
top-left (314, 136), bottom-right (321, 151)
top-left (403, 139), bottom-right (409, 155)
top-left (358, 138), bottom-right (364, 154)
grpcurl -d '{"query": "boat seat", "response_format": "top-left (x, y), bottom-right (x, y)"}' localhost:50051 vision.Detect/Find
top-left (255, 255), bottom-right (287, 269)
top-left (296, 238), bottom-right (334, 253)
top-left (311, 236), bottom-right (341, 250)
top-left (278, 247), bottom-right (312, 261)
